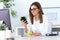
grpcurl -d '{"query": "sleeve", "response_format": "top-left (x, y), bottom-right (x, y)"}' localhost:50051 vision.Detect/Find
top-left (40, 15), bottom-right (50, 36)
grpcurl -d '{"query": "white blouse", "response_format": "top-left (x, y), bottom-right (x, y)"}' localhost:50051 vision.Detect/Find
top-left (27, 15), bottom-right (50, 36)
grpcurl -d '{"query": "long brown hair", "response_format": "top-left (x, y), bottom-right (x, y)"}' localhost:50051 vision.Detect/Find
top-left (29, 2), bottom-right (44, 24)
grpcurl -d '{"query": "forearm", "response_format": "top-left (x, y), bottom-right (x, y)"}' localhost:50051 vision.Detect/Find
top-left (25, 25), bottom-right (28, 33)
top-left (22, 21), bottom-right (28, 33)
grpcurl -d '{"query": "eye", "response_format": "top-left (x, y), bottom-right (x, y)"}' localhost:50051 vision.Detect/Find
top-left (31, 8), bottom-right (38, 11)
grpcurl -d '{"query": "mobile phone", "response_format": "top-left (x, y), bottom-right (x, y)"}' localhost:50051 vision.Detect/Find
top-left (20, 17), bottom-right (28, 24)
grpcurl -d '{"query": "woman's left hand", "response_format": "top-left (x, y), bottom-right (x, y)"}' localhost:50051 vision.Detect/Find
top-left (32, 32), bottom-right (42, 36)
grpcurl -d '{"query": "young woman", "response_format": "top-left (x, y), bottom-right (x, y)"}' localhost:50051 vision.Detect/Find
top-left (22, 2), bottom-right (49, 36)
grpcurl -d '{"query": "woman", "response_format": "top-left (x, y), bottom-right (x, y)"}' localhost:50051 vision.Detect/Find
top-left (23, 2), bottom-right (49, 36)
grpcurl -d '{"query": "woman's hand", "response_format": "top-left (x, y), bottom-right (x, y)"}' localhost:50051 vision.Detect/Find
top-left (22, 20), bottom-right (27, 26)
top-left (32, 32), bottom-right (42, 36)
top-left (22, 20), bottom-right (28, 33)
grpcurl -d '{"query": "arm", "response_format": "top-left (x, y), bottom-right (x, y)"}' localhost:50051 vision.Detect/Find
top-left (22, 21), bottom-right (28, 33)
top-left (23, 21), bottom-right (42, 36)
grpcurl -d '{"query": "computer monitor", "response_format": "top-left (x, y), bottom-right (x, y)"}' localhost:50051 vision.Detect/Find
top-left (0, 9), bottom-right (11, 30)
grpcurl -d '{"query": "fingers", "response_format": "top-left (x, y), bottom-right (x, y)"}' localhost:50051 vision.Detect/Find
top-left (22, 20), bottom-right (28, 24)
top-left (22, 20), bottom-right (27, 25)
top-left (23, 20), bottom-right (26, 23)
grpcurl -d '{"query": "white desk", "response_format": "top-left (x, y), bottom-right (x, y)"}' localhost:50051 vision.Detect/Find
top-left (14, 36), bottom-right (60, 40)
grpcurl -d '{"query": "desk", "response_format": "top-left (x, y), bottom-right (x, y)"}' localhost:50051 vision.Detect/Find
top-left (1, 36), bottom-right (60, 40)
top-left (14, 36), bottom-right (60, 40)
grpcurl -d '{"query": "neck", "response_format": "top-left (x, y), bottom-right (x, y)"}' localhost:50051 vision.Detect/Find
top-left (34, 14), bottom-right (39, 21)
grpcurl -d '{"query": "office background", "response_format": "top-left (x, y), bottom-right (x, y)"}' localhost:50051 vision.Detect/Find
top-left (0, 0), bottom-right (60, 36)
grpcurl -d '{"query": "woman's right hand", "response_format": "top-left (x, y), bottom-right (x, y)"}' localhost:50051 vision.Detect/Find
top-left (22, 20), bottom-right (28, 33)
top-left (22, 20), bottom-right (27, 26)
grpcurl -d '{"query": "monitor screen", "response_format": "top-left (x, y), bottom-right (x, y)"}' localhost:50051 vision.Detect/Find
top-left (0, 9), bottom-right (11, 30)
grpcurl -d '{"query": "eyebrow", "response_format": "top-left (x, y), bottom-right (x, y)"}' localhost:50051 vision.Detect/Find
top-left (31, 8), bottom-right (38, 9)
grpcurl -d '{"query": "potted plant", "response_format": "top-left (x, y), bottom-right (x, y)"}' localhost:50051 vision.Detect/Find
top-left (0, 24), bottom-right (13, 39)
top-left (0, 24), bottom-right (6, 39)
top-left (0, 24), bottom-right (6, 30)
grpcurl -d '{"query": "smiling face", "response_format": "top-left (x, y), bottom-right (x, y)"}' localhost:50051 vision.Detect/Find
top-left (30, 5), bottom-right (40, 16)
